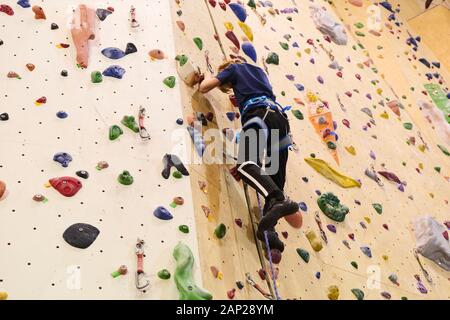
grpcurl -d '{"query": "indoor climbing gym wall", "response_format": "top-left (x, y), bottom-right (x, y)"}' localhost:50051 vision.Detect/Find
top-left (170, 0), bottom-right (450, 300)
top-left (0, 0), bottom-right (204, 299)
top-left (1, 0), bottom-right (449, 301)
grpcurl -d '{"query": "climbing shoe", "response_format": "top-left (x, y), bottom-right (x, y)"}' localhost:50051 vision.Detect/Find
top-left (258, 198), bottom-right (299, 233)
top-left (257, 228), bottom-right (285, 252)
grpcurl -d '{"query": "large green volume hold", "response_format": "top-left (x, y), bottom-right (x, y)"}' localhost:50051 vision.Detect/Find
top-left (173, 242), bottom-right (212, 300)
top-left (317, 192), bottom-right (349, 222)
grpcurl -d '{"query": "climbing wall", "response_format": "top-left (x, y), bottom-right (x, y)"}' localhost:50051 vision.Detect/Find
top-left (171, 0), bottom-right (450, 300)
top-left (0, 0), bottom-right (203, 299)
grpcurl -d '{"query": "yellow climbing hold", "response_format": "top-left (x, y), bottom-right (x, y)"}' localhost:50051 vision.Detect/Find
top-left (305, 48), bottom-right (311, 54)
top-left (345, 145), bottom-right (356, 155)
top-left (418, 163), bottom-right (423, 170)
top-left (296, 51), bottom-right (302, 58)
top-left (224, 22), bottom-right (233, 31)
top-left (418, 144), bottom-right (426, 152)
top-left (305, 230), bottom-right (323, 252)
top-left (382, 255), bottom-right (389, 261)
top-left (327, 285), bottom-right (339, 300)
top-left (0, 292), bottom-right (7, 300)
top-left (304, 158), bottom-right (361, 188)
top-left (376, 88), bottom-right (383, 95)
top-left (238, 21), bottom-right (253, 42)
top-left (380, 111), bottom-right (389, 119)
top-left (364, 216), bottom-right (371, 224)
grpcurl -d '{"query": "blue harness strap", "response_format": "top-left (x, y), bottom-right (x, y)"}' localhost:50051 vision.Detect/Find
top-left (242, 96), bottom-right (291, 116)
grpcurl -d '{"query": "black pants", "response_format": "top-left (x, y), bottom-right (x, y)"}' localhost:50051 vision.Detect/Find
top-left (236, 107), bottom-right (291, 205)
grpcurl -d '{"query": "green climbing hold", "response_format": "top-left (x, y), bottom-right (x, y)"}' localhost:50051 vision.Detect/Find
top-left (287, 16), bottom-right (292, 21)
top-left (179, 225), bottom-right (190, 234)
top-left (266, 52), bottom-right (279, 65)
top-left (296, 248), bottom-right (310, 263)
top-left (351, 261), bottom-right (358, 269)
top-left (437, 145), bottom-right (450, 156)
top-left (175, 54), bottom-right (188, 66)
top-left (91, 71), bottom-right (103, 83)
top-left (247, 0), bottom-right (256, 9)
top-left (109, 125), bottom-right (123, 140)
top-left (214, 223), bottom-right (226, 239)
top-left (292, 109), bottom-right (304, 120)
top-left (351, 288), bottom-right (365, 300)
top-left (372, 203), bottom-right (383, 214)
top-left (403, 122), bottom-right (413, 130)
top-left (118, 170), bottom-right (134, 185)
top-left (163, 76), bottom-right (176, 88)
top-left (317, 192), bottom-right (349, 222)
top-left (193, 37), bottom-right (203, 50)
top-left (173, 171), bottom-right (182, 179)
top-left (355, 31), bottom-right (365, 37)
top-left (327, 141), bottom-right (337, 150)
top-left (281, 91), bottom-right (286, 96)
top-left (279, 42), bottom-right (289, 50)
top-left (354, 22), bottom-right (364, 29)
top-left (310, 153), bottom-right (316, 158)
top-left (173, 242), bottom-right (212, 300)
top-left (158, 269), bottom-right (171, 280)
top-left (434, 167), bottom-right (441, 173)
top-left (121, 115), bottom-right (139, 133)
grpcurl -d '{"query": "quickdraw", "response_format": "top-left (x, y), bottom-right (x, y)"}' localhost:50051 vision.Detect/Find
top-left (315, 211), bottom-right (328, 244)
top-left (336, 93), bottom-right (347, 113)
top-left (245, 273), bottom-right (274, 300)
top-left (135, 239), bottom-right (150, 291)
top-left (413, 249), bottom-right (433, 284)
top-left (204, 50), bottom-right (214, 74)
top-left (138, 106), bottom-right (151, 140)
top-left (130, 6), bottom-right (139, 28)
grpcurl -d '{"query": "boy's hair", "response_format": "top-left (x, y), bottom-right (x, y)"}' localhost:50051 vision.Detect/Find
top-left (217, 60), bottom-right (241, 93)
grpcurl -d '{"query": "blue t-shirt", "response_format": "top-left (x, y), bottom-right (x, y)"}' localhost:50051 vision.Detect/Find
top-left (216, 63), bottom-right (276, 111)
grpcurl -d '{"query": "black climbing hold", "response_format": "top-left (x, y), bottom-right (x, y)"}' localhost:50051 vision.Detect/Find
top-left (51, 23), bottom-right (59, 30)
top-left (76, 170), bottom-right (89, 179)
top-left (0, 40), bottom-right (3, 46)
top-left (125, 42), bottom-right (137, 55)
top-left (236, 281), bottom-right (244, 290)
top-left (176, 118), bottom-right (183, 125)
top-left (0, 113), bottom-right (9, 121)
top-left (63, 223), bottom-right (100, 249)
top-left (61, 70), bottom-right (68, 77)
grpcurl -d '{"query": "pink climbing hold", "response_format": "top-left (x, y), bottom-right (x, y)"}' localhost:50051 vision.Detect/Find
top-left (342, 119), bottom-right (350, 128)
top-left (349, 0), bottom-right (363, 7)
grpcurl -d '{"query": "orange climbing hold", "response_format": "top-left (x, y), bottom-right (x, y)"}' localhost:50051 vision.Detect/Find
top-left (32, 5), bottom-right (46, 19)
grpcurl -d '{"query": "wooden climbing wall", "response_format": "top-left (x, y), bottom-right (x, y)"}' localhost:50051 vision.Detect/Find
top-left (0, 0), bottom-right (203, 299)
top-left (172, 0), bottom-right (450, 300)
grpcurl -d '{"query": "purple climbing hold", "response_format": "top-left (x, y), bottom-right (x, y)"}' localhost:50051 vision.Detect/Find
top-left (360, 221), bottom-right (367, 229)
top-left (298, 202), bottom-right (307, 212)
top-left (315, 272), bottom-right (321, 279)
top-left (242, 41), bottom-right (257, 63)
top-left (101, 47), bottom-right (126, 60)
top-left (370, 150), bottom-right (376, 160)
top-left (153, 206), bottom-right (173, 220)
top-left (292, 42), bottom-right (299, 48)
top-left (229, 3), bottom-right (247, 22)
top-left (286, 75), bottom-right (295, 81)
top-left (317, 76), bottom-right (324, 84)
top-left (96, 8), bottom-right (112, 21)
top-left (360, 246), bottom-right (372, 258)
top-left (53, 152), bottom-right (72, 168)
top-left (295, 83), bottom-right (305, 91)
top-left (315, 190), bottom-right (321, 196)
top-left (327, 224), bottom-right (336, 233)
top-left (103, 65), bottom-right (126, 79)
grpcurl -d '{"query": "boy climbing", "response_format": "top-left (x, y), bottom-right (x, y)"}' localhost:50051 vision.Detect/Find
top-left (198, 60), bottom-right (299, 252)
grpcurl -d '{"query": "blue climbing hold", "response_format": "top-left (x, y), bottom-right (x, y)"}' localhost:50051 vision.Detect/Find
top-left (315, 272), bottom-right (321, 279)
top-left (226, 112), bottom-right (236, 121)
top-left (295, 84), bottom-right (304, 91)
top-left (96, 8), bottom-right (112, 21)
top-left (229, 3), bottom-right (247, 22)
top-left (103, 65), bottom-right (126, 79)
top-left (379, 1), bottom-right (394, 13)
top-left (153, 206), bottom-right (173, 220)
top-left (242, 41), bottom-right (257, 63)
top-left (292, 42), bottom-right (299, 48)
top-left (176, 118), bottom-right (184, 125)
top-left (447, 92), bottom-right (450, 100)
top-left (418, 58), bottom-right (431, 68)
top-left (360, 246), bottom-right (372, 258)
top-left (17, 0), bottom-right (30, 8)
top-left (56, 111), bottom-right (68, 119)
top-left (101, 47), bottom-right (126, 60)
top-left (53, 152), bottom-right (73, 168)
top-left (298, 202), bottom-right (307, 212)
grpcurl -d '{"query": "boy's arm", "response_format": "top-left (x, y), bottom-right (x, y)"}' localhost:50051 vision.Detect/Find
top-left (199, 75), bottom-right (221, 94)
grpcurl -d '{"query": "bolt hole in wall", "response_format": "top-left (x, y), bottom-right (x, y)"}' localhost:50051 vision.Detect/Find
top-left (0, 0), bottom-right (202, 299)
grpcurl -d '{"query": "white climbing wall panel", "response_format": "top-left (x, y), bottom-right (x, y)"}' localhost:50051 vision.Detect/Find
top-left (0, 0), bottom-right (202, 299)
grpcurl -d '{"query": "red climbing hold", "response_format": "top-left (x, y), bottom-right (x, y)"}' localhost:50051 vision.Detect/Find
top-left (227, 288), bottom-right (236, 299)
top-left (342, 119), bottom-right (350, 128)
top-left (234, 218), bottom-right (243, 228)
top-left (225, 31), bottom-right (240, 50)
top-left (443, 231), bottom-right (449, 241)
top-left (219, 2), bottom-right (226, 10)
top-left (0, 4), bottom-right (14, 16)
top-left (208, 0), bottom-right (217, 7)
top-left (348, 233), bottom-right (355, 240)
top-left (36, 96), bottom-right (47, 104)
top-left (49, 176), bottom-right (82, 197)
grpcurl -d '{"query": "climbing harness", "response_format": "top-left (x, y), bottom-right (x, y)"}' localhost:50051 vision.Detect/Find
top-left (245, 273), bottom-right (274, 300)
top-left (204, 50), bottom-right (214, 74)
top-left (413, 249), bottom-right (433, 284)
top-left (138, 106), bottom-right (150, 140)
top-left (135, 239), bottom-right (150, 291)
top-left (314, 211), bottom-right (328, 244)
top-left (242, 96), bottom-right (290, 116)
